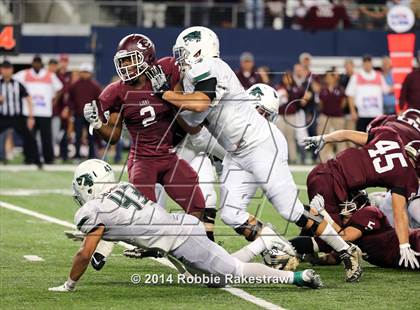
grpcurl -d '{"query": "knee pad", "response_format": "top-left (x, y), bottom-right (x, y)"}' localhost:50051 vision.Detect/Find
top-left (234, 219), bottom-right (264, 241)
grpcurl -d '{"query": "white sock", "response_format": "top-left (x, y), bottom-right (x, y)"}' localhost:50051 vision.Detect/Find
top-left (318, 223), bottom-right (349, 252)
top-left (242, 263), bottom-right (294, 284)
top-left (232, 238), bottom-right (267, 262)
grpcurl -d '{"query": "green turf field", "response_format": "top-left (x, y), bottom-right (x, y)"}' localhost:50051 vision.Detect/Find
top-left (0, 168), bottom-right (419, 310)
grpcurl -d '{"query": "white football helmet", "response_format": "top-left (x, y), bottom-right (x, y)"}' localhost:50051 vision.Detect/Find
top-left (247, 83), bottom-right (280, 120)
top-left (72, 159), bottom-right (116, 206)
top-left (173, 26), bottom-right (220, 71)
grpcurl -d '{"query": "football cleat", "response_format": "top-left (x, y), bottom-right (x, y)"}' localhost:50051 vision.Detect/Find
top-left (260, 224), bottom-right (297, 257)
top-left (123, 248), bottom-right (165, 259)
top-left (293, 269), bottom-right (323, 289)
top-left (262, 248), bottom-right (300, 271)
top-left (338, 244), bottom-right (363, 282)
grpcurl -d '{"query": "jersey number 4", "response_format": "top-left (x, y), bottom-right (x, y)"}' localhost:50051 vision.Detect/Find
top-left (368, 140), bottom-right (408, 174)
top-left (140, 106), bottom-right (156, 127)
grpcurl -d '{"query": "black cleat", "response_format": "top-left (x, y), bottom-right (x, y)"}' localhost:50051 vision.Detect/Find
top-left (339, 244), bottom-right (363, 282)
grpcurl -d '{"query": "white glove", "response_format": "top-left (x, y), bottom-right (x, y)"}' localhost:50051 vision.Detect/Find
top-left (302, 135), bottom-right (325, 155)
top-left (83, 100), bottom-right (102, 135)
top-left (399, 243), bottom-right (420, 269)
top-left (310, 194), bottom-right (325, 213)
top-left (48, 279), bottom-right (76, 292)
top-left (145, 65), bottom-right (170, 96)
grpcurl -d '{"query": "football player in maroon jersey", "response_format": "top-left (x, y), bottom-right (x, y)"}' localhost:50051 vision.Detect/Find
top-left (303, 129), bottom-right (420, 269)
top-left (290, 192), bottom-right (420, 269)
top-left (367, 108), bottom-right (420, 144)
top-left (83, 34), bottom-right (215, 241)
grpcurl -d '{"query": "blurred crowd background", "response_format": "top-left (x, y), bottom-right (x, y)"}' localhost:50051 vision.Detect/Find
top-left (1, 0), bottom-right (420, 166)
top-left (2, 0), bottom-right (420, 30)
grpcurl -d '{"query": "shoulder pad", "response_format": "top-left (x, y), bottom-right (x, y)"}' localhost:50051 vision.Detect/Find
top-left (187, 59), bottom-right (212, 84)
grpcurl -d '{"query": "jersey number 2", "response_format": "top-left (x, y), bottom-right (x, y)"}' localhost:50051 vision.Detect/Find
top-left (140, 106), bottom-right (156, 127)
top-left (368, 140), bottom-right (408, 174)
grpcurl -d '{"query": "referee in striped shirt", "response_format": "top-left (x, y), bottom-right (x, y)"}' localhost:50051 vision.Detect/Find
top-left (0, 60), bottom-right (41, 166)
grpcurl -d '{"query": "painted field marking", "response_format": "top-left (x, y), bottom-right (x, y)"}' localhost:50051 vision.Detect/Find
top-left (0, 200), bottom-right (286, 310)
top-left (23, 255), bottom-right (45, 262)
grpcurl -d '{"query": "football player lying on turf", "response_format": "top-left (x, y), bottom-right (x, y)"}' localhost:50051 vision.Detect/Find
top-left (303, 129), bottom-right (419, 269)
top-left (147, 26), bottom-right (362, 282)
top-left (49, 159), bottom-right (322, 292)
top-left (289, 192), bottom-right (420, 269)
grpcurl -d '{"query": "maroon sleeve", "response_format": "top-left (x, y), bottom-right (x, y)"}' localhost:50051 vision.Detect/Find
top-left (367, 115), bottom-right (390, 133)
top-left (347, 206), bottom-right (384, 232)
top-left (399, 72), bottom-right (411, 109)
top-left (66, 83), bottom-right (75, 112)
top-left (99, 81), bottom-right (122, 114)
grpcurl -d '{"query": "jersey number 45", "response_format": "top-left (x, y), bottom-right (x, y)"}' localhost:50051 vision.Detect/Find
top-left (368, 140), bottom-right (408, 174)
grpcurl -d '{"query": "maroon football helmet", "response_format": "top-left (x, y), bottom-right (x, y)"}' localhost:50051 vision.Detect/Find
top-left (114, 34), bottom-right (156, 83)
top-left (405, 140), bottom-right (420, 177)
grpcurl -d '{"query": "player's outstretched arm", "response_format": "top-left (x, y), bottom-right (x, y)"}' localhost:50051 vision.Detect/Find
top-left (163, 90), bottom-right (211, 112)
top-left (49, 226), bottom-right (105, 292)
top-left (324, 130), bottom-right (368, 146)
top-left (96, 112), bottom-right (123, 145)
top-left (392, 193), bottom-right (420, 269)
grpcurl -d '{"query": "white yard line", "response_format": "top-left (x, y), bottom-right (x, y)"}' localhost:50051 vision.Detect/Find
top-left (0, 164), bottom-right (313, 173)
top-left (0, 200), bottom-right (286, 310)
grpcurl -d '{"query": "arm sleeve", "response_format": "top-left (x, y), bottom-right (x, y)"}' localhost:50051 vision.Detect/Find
top-left (345, 75), bottom-right (356, 97)
top-left (99, 83), bottom-right (121, 114)
top-left (194, 78), bottom-right (217, 102)
top-left (399, 73), bottom-right (410, 109)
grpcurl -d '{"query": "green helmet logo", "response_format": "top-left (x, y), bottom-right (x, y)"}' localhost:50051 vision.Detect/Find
top-left (250, 86), bottom-right (264, 98)
top-left (183, 31), bottom-right (201, 43)
top-left (76, 173), bottom-right (94, 187)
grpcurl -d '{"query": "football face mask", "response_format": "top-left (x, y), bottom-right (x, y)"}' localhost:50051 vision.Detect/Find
top-left (114, 51), bottom-right (148, 83)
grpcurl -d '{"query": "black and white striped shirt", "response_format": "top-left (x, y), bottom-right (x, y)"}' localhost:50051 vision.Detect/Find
top-left (0, 77), bottom-right (29, 117)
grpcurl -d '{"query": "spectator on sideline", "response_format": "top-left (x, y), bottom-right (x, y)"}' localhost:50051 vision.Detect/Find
top-left (0, 60), bottom-right (41, 166)
top-left (257, 66), bottom-right (273, 86)
top-left (345, 55), bottom-right (389, 131)
top-left (276, 66), bottom-right (310, 164)
top-left (381, 56), bottom-right (396, 114)
top-left (400, 51), bottom-right (420, 110)
top-left (14, 55), bottom-right (63, 164)
top-left (299, 52), bottom-right (312, 79)
top-left (48, 58), bottom-right (58, 73)
top-left (245, 0), bottom-right (264, 29)
top-left (54, 54), bottom-right (73, 162)
top-left (67, 63), bottom-right (101, 159)
top-left (339, 59), bottom-right (356, 147)
top-left (317, 71), bottom-right (346, 161)
top-left (236, 52), bottom-right (262, 89)
top-left (143, 0), bottom-right (167, 28)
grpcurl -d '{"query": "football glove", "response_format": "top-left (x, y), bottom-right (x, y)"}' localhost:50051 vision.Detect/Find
top-left (399, 243), bottom-right (420, 269)
top-left (145, 65), bottom-right (170, 98)
top-left (302, 135), bottom-right (326, 155)
top-left (309, 194), bottom-right (325, 213)
top-left (48, 279), bottom-right (76, 292)
top-left (83, 100), bottom-right (102, 135)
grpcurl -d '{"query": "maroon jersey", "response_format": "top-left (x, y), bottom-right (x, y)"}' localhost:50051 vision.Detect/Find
top-left (99, 57), bottom-right (180, 158)
top-left (368, 113), bottom-right (420, 145)
top-left (319, 86), bottom-right (345, 117)
top-left (346, 206), bottom-right (420, 268)
top-left (329, 127), bottom-right (418, 202)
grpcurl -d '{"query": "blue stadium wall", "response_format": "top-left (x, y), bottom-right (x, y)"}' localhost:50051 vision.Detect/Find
top-left (20, 27), bottom-right (420, 85)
